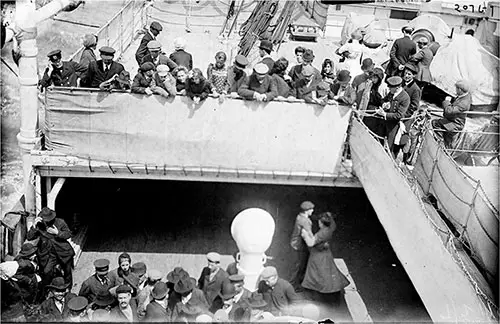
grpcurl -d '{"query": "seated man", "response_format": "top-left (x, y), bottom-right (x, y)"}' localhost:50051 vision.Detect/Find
top-left (431, 80), bottom-right (472, 148)
top-left (257, 266), bottom-right (299, 316)
top-left (141, 40), bottom-right (178, 71)
top-left (84, 46), bottom-right (126, 88)
top-left (238, 63), bottom-right (278, 102)
top-left (39, 49), bottom-right (87, 90)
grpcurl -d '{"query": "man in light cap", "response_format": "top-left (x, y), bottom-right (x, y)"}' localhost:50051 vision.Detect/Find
top-left (137, 269), bottom-right (163, 318)
top-left (198, 252), bottom-right (228, 306)
top-left (136, 21), bottom-right (163, 65)
top-left (110, 284), bottom-right (138, 322)
top-left (289, 201), bottom-right (314, 291)
top-left (84, 46), bottom-right (126, 88)
top-left (79, 259), bottom-right (113, 303)
top-left (131, 62), bottom-right (156, 95)
top-left (151, 64), bottom-right (177, 98)
top-left (141, 40), bottom-right (178, 71)
top-left (228, 54), bottom-right (249, 94)
top-left (238, 63), bottom-right (278, 102)
top-left (376, 76), bottom-right (410, 157)
top-left (170, 37), bottom-right (193, 70)
top-left (385, 26), bottom-right (416, 78)
top-left (432, 79), bottom-right (472, 147)
top-left (257, 266), bottom-right (299, 316)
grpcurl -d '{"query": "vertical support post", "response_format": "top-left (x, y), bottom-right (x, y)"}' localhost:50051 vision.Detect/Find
top-left (47, 178), bottom-right (66, 211)
top-left (119, 11), bottom-right (123, 55)
top-left (35, 170), bottom-right (42, 216)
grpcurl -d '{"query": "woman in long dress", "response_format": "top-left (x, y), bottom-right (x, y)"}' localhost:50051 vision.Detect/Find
top-left (300, 212), bottom-right (349, 303)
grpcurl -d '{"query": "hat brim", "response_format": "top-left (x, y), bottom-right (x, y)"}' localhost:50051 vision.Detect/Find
top-left (42, 212), bottom-right (56, 222)
top-left (96, 269), bottom-right (109, 275)
top-left (151, 291), bottom-right (168, 300)
top-left (174, 283), bottom-right (194, 294)
top-left (338, 79), bottom-right (351, 84)
top-left (18, 247), bottom-right (37, 257)
top-left (47, 283), bottom-right (69, 291)
top-left (100, 54), bottom-right (114, 59)
top-left (94, 297), bottom-right (115, 307)
top-left (157, 72), bottom-right (169, 77)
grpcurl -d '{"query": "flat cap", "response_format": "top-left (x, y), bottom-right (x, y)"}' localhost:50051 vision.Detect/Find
top-left (148, 269), bottom-right (163, 281)
top-left (455, 79), bottom-right (470, 93)
top-left (156, 64), bottom-right (170, 76)
top-left (386, 76), bottom-right (403, 87)
top-left (47, 49), bottom-right (62, 61)
top-left (147, 40), bottom-right (162, 51)
top-left (260, 266), bottom-right (277, 279)
top-left (99, 46), bottom-right (116, 56)
top-left (228, 274), bottom-right (244, 282)
top-left (94, 259), bottom-right (110, 273)
top-left (207, 252), bottom-right (221, 263)
top-left (140, 62), bottom-right (156, 72)
top-left (131, 262), bottom-right (147, 276)
top-left (402, 25), bottom-right (414, 33)
top-left (302, 65), bottom-right (315, 77)
top-left (234, 54), bottom-right (249, 68)
top-left (150, 21), bottom-right (163, 31)
top-left (253, 63), bottom-right (269, 75)
top-left (116, 284), bottom-right (132, 294)
top-left (300, 201), bottom-right (315, 211)
top-left (68, 296), bottom-right (88, 312)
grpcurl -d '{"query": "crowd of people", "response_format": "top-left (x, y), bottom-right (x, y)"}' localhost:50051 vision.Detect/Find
top-left (1, 201), bottom-right (349, 323)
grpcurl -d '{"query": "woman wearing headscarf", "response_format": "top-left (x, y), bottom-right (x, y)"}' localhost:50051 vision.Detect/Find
top-left (108, 253), bottom-right (140, 298)
top-left (300, 212), bottom-right (350, 305)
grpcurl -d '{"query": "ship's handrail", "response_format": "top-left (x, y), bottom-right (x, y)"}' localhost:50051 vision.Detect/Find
top-left (68, 0), bottom-right (148, 63)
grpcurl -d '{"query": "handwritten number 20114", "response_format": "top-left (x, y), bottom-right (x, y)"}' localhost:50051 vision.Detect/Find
top-left (454, 4), bottom-right (492, 14)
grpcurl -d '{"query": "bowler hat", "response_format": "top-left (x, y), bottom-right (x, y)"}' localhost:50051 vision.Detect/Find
top-left (300, 201), bottom-right (315, 211)
top-left (234, 54), bottom-right (248, 68)
top-left (140, 62), bottom-right (156, 72)
top-left (253, 63), bottom-right (269, 75)
top-left (206, 252), bottom-right (221, 263)
top-left (387, 76), bottom-right (403, 87)
top-left (131, 262), bottom-right (147, 276)
top-left (228, 274), bottom-right (244, 283)
top-left (47, 277), bottom-right (69, 291)
top-left (93, 291), bottom-right (115, 307)
top-left (68, 296), bottom-right (88, 312)
top-left (302, 49), bottom-right (315, 62)
top-left (116, 284), bottom-right (132, 294)
top-left (174, 276), bottom-right (194, 294)
top-left (152, 281), bottom-right (169, 300)
top-left (336, 70), bottom-right (351, 84)
top-left (99, 46), bottom-right (116, 57)
top-left (17, 242), bottom-right (37, 258)
top-left (404, 62), bottom-right (418, 74)
top-left (150, 21), bottom-right (163, 31)
top-left (259, 40), bottom-right (273, 52)
top-left (47, 49), bottom-right (62, 62)
top-left (94, 258), bottom-right (110, 274)
top-left (247, 293), bottom-right (267, 308)
top-left (167, 267), bottom-right (188, 284)
top-left (361, 58), bottom-right (374, 71)
top-left (39, 207), bottom-right (56, 222)
top-left (219, 281), bottom-right (238, 300)
top-left (147, 40), bottom-right (162, 51)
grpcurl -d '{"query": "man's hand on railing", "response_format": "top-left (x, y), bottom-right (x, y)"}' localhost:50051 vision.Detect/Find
top-left (145, 87), bottom-right (153, 95)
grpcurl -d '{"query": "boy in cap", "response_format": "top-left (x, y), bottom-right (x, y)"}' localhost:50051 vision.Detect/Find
top-left (375, 75), bottom-right (410, 157)
top-left (110, 284), bottom-right (138, 322)
top-left (79, 259), bottom-right (113, 303)
top-left (238, 63), bottom-right (278, 102)
top-left (170, 37), bottom-right (193, 70)
top-left (289, 201), bottom-right (314, 291)
top-left (385, 26), bottom-right (417, 78)
top-left (27, 207), bottom-right (75, 292)
top-left (131, 62), bottom-right (156, 94)
top-left (431, 79), bottom-right (472, 148)
top-left (40, 277), bottom-right (77, 321)
top-left (39, 49), bottom-right (88, 91)
top-left (258, 40), bottom-right (275, 72)
top-left (144, 281), bottom-right (171, 321)
top-left (141, 40), bottom-right (178, 71)
top-left (257, 266), bottom-right (299, 316)
top-left (136, 21), bottom-right (163, 65)
top-left (84, 46), bottom-right (126, 88)
top-left (66, 296), bottom-right (89, 321)
top-left (227, 54), bottom-right (249, 95)
top-left (197, 252), bottom-right (229, 306)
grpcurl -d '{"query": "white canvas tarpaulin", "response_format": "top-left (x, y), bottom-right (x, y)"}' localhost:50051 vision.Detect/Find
top-left (430, 34), bottom-right (500, 106)
top-left (408, 14), bottom-right (452, 45)
top-left (43, 89), bottom-right (351, 175)
top-left (340, 13), bottom-right (386, 46)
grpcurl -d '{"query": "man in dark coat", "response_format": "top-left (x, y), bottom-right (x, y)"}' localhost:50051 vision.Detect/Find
top-left (257, 266), bottom-right (299, 316)
top-left (385, 26), bottom-right (417, 78)
top-left (27, 207), bottom-right (74, 291)
top-left (352, 58), bottom-right (375, 91)
top-left (145, 282), bottom-right (171, 322)
top-left (288, 49), bottom-right (321, 83)
top-left (229, 274), bottom-right (252, 307)
top-left (140, 40), bottom-right (178, 71)
top-left (432, 79), bottom-right (472, 148)
top-left (172, 276), bottom-right (210, 321)
top-left (375, 76), bottom-right (411, 158)
top-left (258, 40), bottom-right (275, 73)
top-left (79, 259), bottom-right (114, 303)
top-left (109, 285), bottom-right (139, 322)
top-left (39, 277), bottom-right (77, 322)
top-left (238, 63), bottom-right (278, 101)
top-left (227, 54), bottom-right (249, 94)
top-left (289, 201), bottom-right (314, 292)
top-left (39, 49), bottom-right (87, 90)
top-left (13, 242), bottom-right (40, 303)
top-left (84, 46), bottom-right (126, 88)
top-left (170, 37), bottom-right (193, 70)
top-left (135, 21), bottom-right (163, 65)
top-left (295, 65), bottom-right (321, 104)
top-left (131, 62), bottom-right (156, 94)
top-left (197, 252), bottom-right (229, 306)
